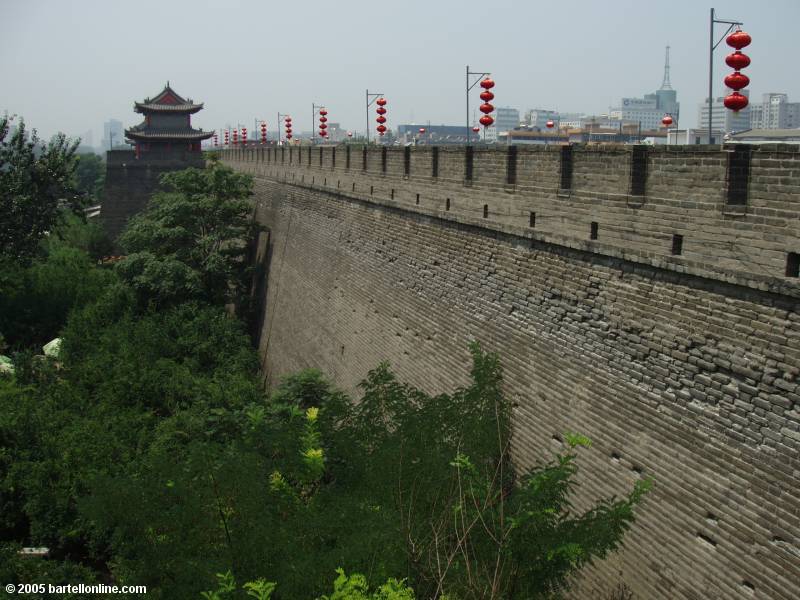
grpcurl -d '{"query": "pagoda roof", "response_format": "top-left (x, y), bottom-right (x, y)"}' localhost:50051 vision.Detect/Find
top-left (134, 83), bottom-right (204, 114)
top-left (125, 123), bottom-right (213, 142)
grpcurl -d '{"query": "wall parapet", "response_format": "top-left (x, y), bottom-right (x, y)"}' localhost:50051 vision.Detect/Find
top-left (220, 143), bottom-right (800, 298)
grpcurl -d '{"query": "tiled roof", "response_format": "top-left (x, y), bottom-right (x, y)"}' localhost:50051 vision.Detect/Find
top-left (134, 83), bottom-right (203, 113)
top-left (125, 127), bottom-right (213, 141)
top-left (134, 101), bottom-right (204, 114)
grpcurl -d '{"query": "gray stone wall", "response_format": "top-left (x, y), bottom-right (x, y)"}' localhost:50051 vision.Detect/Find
top-left (100, 149), bottom-right (205, 241)
top-left (222, 144), bottom-right (800, 599)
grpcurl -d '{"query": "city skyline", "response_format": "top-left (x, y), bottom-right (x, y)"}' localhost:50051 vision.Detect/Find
top-left (2, 0), bottom-right (798, 141)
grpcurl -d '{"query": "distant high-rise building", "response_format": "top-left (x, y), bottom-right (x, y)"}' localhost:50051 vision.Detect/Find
top-left (749, 93), bottom-right (800, 129)
top-left (494, 107), bottom-right (520, 134)
top-left (610, 46), bottom-right (680, 129)
top-left (103, 119), bottom-right (123, 150)
top-left (80, 129), bottom-right (94, 148)
top-left (697, 90), bottom-right (751, 138)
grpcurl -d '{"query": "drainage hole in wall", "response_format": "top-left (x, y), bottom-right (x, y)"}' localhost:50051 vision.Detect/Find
top-left (696, 532), bottom-right (717, 547)
top-left (416, 193), bottom-right (420, 205)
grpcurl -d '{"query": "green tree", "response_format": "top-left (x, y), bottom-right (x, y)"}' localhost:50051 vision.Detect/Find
top-left (73, 153), bottom-right (105, 201)
top-left (0, 117), bottom-right (85, 261)
top-left (116, 158), bottom-right (259, 309)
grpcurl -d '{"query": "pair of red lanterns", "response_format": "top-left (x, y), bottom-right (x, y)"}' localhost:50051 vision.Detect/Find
top-left (285, 116), bottom-right (293, 140)
top-left (260, 121), bottom-right (267, 144)
top-left (376, 98), bottom-right (388, 136)
top-left (478, 78), bottom-right (495, 128)
top-left (319, 108), bottom-right (328, 139)
top-left (723, 29), bottom-right (752, 112)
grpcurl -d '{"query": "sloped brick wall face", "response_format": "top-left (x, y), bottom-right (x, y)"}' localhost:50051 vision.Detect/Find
top-left (224, 145), bottom-right (800, 600)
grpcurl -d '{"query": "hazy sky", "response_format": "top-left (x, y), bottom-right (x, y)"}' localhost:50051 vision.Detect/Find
top-left (2, 0), bottom-right (798, 142)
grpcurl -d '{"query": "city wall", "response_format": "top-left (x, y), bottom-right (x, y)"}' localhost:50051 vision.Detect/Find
top-left (221, 143), bottom-right (800, 599)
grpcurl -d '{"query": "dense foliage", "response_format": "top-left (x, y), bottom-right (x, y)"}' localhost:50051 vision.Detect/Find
top-left (73, 153), bottom-right (105, 202)
top-left (117, 156), bottom-right (259, 309)
top-left (0, 159), bottom-right (649, 599)
top-left (0, 117), bottom-right (85, 261)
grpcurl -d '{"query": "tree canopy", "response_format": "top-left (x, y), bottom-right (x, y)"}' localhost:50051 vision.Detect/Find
top-left (0, 117), bottom-right (85, 262)
top-left (116, 157), bottom-right (258, 308)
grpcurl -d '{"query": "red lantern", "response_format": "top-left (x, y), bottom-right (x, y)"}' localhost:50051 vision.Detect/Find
top-left (347, 132), bottom-right (353, 138)
top-left (725, 51), bottom-right (751, 70)
top-left (286, 133), bottom-right (292, 140)
top-left (479, 90), bottom-right (494, 102)
top-left (480, 78), bottom-right (495, 89)
top-left (472, 126), bottom-right (480, 133)
top-left (376, 98), bottom-right (388, 137)
top-left (726, 29), bottom-right (751, 50)
top-left (479, 102), bottom-right (494, 114)
top-left (419, 128), bottom-right (426, 134)
top-left (724, 71), bottom-right (750, 91)
top-left (723, 29), bottom-right (751, 113)
top-left (319, 108), bottom-right (328, 116)
top-left (320, 116), bottom-right (328, 123)
top-left (319, 123), bottom-right (328, 129)
top-left (479, 115), bottom-right (494, 127)
top-left (724, 92), bottom-right (749, 112)
top-left (546, 120), bottom-right (555, 129)
top-left (285, 127), bottom-right (292, 133)
top-left (661, 115), bottom-right (673, 127)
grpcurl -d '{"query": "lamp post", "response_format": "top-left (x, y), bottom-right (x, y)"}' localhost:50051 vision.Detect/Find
top-left (277, 113), bottom-right (291, 144)
top-left (466, 66), bottom-right (491, 143)
top-left (312, 103), bottom-right (326, 143)
top-left (254, 118), bottom-right (269, 144)
top-left (365, 89), bottom-right (384, 144)
top-left (708, 8), bottom-right (743, 143)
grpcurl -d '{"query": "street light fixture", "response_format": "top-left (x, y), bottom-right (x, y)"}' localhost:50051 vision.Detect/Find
top-left (466, 65), bottom-right (491, 143)
top-left (365, 89), bottom-right (384, 144)
top-left (708, 8), bottom-right (743, 143)
top-left (312, 103), bottom-right (326, 143)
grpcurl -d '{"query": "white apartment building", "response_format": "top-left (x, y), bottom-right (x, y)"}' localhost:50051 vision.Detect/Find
top-left (697, 90), bottom-right (751, 138)
top-left (749, 93), bottom-right (800, 129)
